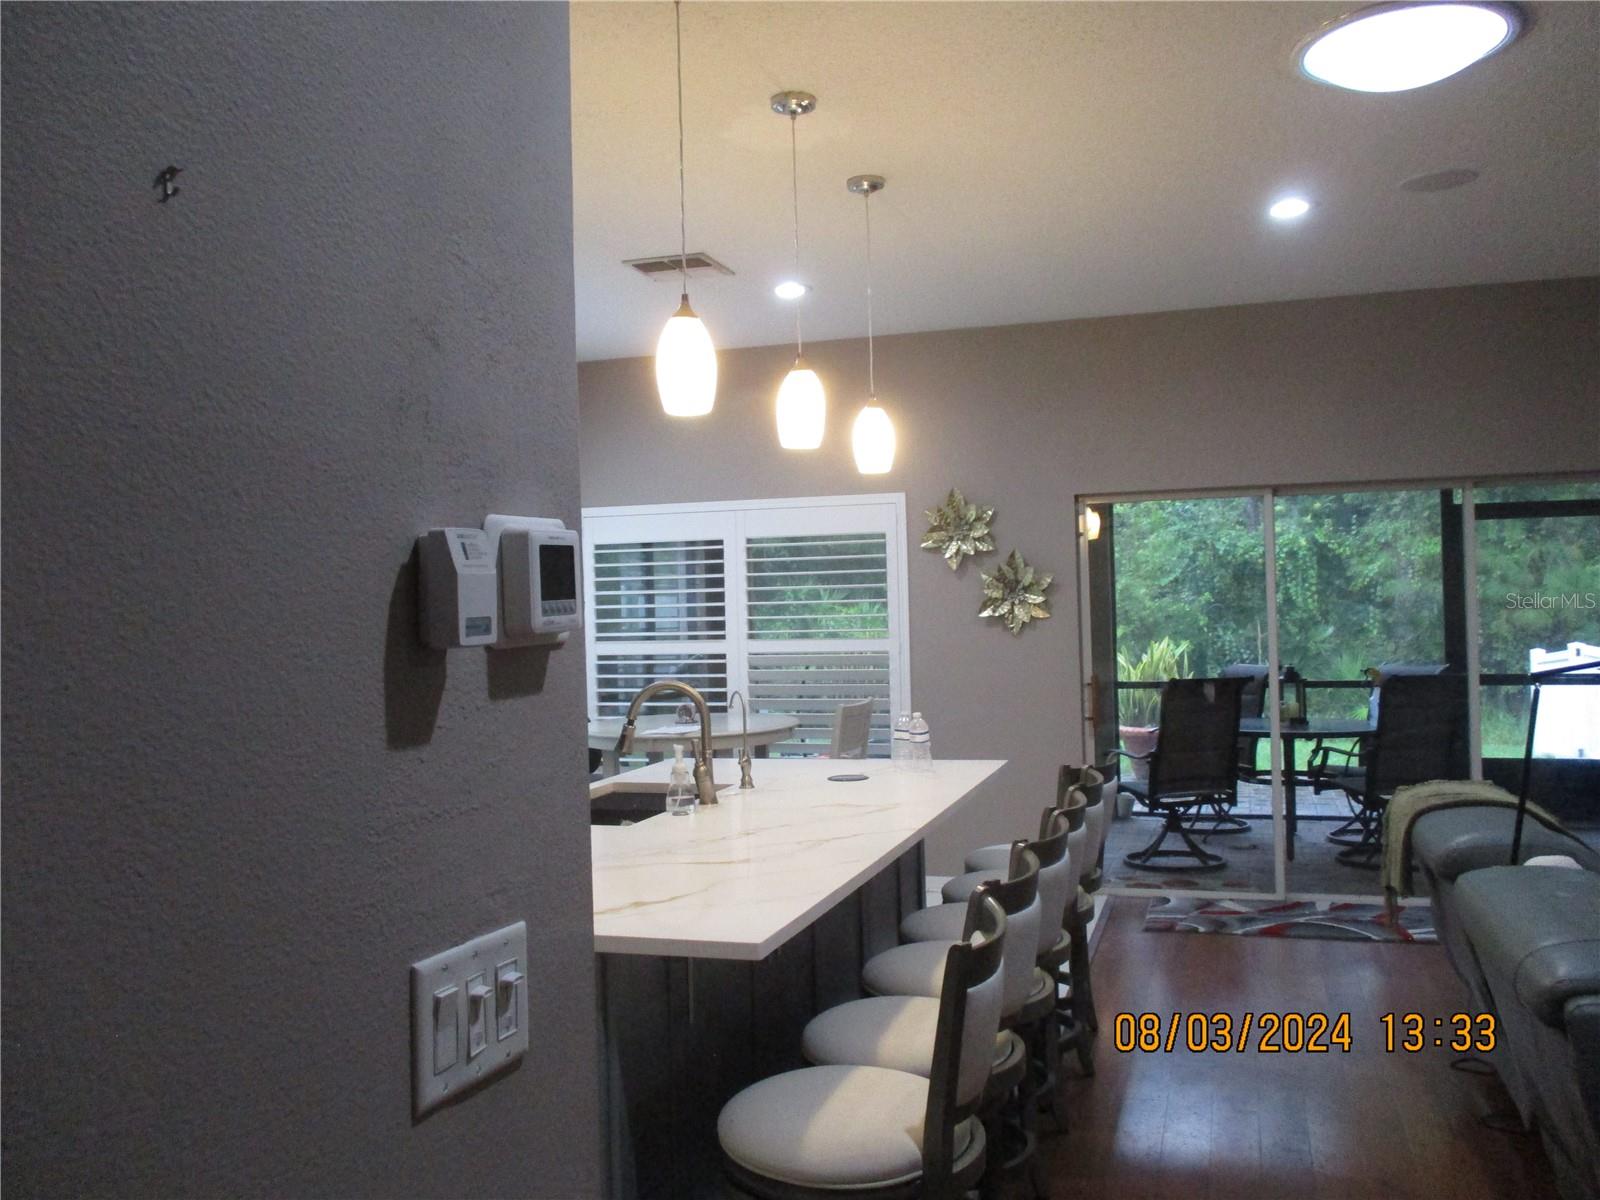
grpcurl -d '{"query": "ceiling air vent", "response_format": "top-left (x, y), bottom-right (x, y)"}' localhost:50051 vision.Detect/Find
top-left (624, 252), bottom-right (734, 280)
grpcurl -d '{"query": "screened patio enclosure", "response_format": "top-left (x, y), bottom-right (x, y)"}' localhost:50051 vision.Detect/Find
top-left (1080, 477), bottom-right (1598, 901)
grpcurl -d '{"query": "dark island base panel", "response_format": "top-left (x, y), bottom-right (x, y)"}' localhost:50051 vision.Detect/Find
top-left (598, 842), bottom-right (926, 1200)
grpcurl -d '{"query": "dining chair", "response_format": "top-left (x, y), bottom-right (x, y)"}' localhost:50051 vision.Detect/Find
top-left (719, 891), bottom-right (1007, 1199)
top-left (1117, 677), bottom-right (1248, 871)
top-left (829, 699), bottom-right (875, 759)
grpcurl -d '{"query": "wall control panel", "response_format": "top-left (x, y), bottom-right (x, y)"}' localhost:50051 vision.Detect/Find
top-left (417, 528), bottom-right (498, 648)
top-left (410, 921), bottom-right (529, 1117)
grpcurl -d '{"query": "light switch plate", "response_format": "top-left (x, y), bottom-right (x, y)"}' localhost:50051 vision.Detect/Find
top-left (411, 921), bottom-right (529, 1117)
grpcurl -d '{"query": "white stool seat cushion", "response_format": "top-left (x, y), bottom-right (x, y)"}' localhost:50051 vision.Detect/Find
top-left (863, 939), bottom-right (956, 998)
top-left (964, 843), bottom-right (1010, 872)
top-left (803, 995), bottom-right (940, 1075)
top-left (941, 869), bottom-right (1002, 904)
top-left (803, 994), bottom-right (1016, 1079)
top-left (719, 1064), bottom-right (969, 1188)
top-left (899, 902), bottom-right (968, 943)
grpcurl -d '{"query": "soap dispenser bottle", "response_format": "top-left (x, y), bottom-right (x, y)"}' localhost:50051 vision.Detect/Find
top-left (664, 743), bottom-right (696, 816)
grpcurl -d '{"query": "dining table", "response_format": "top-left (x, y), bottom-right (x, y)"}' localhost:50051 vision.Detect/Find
top-left (588, 713), bottom-right (802, 775)
top-left (1238, 716), bottom-right (1374, 859)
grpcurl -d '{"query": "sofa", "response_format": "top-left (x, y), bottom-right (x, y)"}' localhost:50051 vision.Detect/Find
top-left (1412, 807), bottom-right (1600, 1199)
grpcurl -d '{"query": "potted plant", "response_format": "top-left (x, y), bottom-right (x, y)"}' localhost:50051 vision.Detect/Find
top-left (1116, 637), bottom-right (1192, 780)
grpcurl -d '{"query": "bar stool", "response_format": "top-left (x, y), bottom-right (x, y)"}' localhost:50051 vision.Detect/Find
top-left (718, 891), bottom-right (1008, 1199)
top-left (1061, 764), bottom-right (1110, 1040)
top-left (1061, 765), bottom-right (1108, 893)
top-left (942, 810), bottom-right (1075, 1139)
top-left (965, 788), bottom-right (1091, 1109)
top-left (802, 849), bottom-right (1042, 1197)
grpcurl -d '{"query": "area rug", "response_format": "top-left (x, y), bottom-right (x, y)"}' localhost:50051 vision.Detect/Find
top-left (1143, 897), bottom-right (1436, 943)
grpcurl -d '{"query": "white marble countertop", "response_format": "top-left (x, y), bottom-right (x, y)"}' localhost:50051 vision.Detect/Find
top-left (590, 758), bottom-right (1005, 960)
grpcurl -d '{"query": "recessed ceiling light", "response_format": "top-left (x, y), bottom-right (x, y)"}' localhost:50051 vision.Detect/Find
top-left (774, 280), bottom-right (809, 300)
top-left (1269, 196), bottom-right (1313, 221)
top-left (1299, 3), bottom-right (1522, 93)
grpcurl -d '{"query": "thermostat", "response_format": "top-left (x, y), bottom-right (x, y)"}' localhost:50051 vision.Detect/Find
top-left (417, 528), bottom-right (497, 648)
top-left (484, 514), bottom-right (583, 646)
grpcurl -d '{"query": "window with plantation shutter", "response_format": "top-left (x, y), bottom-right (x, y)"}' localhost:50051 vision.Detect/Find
top-left (582, 495), bottom-right (909, 760)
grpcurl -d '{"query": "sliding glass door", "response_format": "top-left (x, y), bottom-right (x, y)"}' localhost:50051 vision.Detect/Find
top-left (1088, 492), bottom-right (1278, 894)
top-left (1272, 487), bottom-right (1461, 896)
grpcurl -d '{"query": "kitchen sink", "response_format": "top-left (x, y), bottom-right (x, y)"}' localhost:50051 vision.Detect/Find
top-left (589, 780), bottom-right (735, 826)
top-left (590, 790), bottom-right (673, 826)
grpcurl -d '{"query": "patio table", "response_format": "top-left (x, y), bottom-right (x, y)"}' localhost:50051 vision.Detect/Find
top-left (1239, 717), bottom-right (1374, 860)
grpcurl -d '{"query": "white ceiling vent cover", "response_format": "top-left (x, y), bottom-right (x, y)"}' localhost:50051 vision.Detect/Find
top-left (624, 252), bottom-right (735, 280)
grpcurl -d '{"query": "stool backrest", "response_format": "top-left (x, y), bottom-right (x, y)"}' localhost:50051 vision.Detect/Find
top-left (1061, 764), bottom-right (1110, 862)
top-left (1057, 763), bottom-right (1105, 809)
top-left (989, 844), bottom-right (1039, 1017)
top-left (926, 890), bottom-right (1007, 1180)
top-left (1027, 809), bottom-right (1073, 957)
top-left (1057, 787), bottom-right (1091, 913)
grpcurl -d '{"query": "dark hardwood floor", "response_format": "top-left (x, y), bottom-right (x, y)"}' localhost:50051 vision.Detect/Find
top-left (1035, 897), bottom-right (1559, 1200)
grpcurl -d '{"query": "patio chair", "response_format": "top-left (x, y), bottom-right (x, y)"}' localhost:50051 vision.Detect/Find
top-left (1307, 672), bottom-right (1469, 866)
top-left (1116, 677), bottom-right (1248, 872)
top-left (1309, 662), bottom-right (1446, 846)
top-left (1189, 663), bottom-right (1270, 835)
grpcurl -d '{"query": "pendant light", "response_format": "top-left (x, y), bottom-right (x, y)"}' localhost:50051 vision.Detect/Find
top-left (771, 91), bottom-right (825, 450)
top-left (654, 0), bottom-right (717, 417)
top-left (848, 174), bottom-right (895, 475)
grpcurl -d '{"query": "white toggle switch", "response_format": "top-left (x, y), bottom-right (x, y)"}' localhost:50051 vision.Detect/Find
top-left (466, 974), bottom-right (490, 1059)
top-left (411, 921), bottom-right (529, 1118)
top-left (496, 961), bottom-right (525, 1041)
top-left (433, 986), bottom-right (460, 1074)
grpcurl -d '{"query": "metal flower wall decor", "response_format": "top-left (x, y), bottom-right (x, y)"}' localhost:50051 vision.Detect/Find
top-left (979, 550), bottom-right (1053, 635)
top-left (921, 488), bottom-right (995, 570)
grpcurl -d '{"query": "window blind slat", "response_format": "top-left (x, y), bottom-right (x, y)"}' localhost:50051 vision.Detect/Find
top-left (591, 536), bottom-right (728, 643)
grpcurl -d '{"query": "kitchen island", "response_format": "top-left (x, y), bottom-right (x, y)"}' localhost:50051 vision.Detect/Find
top-left (592, 757), bottom-right (1004, 1199)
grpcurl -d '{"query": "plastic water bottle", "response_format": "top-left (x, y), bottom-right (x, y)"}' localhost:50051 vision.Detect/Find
top-left (892, 712), bottom-right (912, 766)
top-left (907, 712), bottom-right (932, 771)
top-left (664, 743), bottom-right (696, 816)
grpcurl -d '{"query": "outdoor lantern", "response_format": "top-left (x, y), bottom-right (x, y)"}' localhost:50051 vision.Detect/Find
top-left (1280, 666), bottom-right (1308, 725)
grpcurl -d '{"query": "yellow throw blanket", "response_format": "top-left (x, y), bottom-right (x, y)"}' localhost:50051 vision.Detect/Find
top-left (1382, 780), bottom-right (1567, 905)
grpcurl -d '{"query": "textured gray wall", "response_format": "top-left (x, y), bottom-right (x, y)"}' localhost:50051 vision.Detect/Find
top-left (579, 278), bottom-right (1600, 872)
top-left (2, 4), bottom-right (598, 1196)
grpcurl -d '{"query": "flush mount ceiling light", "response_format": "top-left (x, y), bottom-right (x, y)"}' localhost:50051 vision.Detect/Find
top-left (654, 0), bottom-right (717, 418)
top-left (1269, 196), bottom-right (1313, 220)
top-left (1298, 3), bottom-right (1523, 93)
top-left (848, 174), bottom-right (896, 476)
top-left (772, 91), bottom-right (825, 451)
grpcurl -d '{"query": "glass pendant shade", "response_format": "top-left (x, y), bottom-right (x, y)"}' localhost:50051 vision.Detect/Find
top-left (655, 295), bottom-right (717, 417)
top-left (776, 359), bottom-right (826, 449)
top-left (851, 400), bottom-right (896, 475)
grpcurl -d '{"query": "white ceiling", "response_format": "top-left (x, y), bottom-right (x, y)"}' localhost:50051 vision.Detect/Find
top-left (569, 1), bottom-right (1599, 362)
